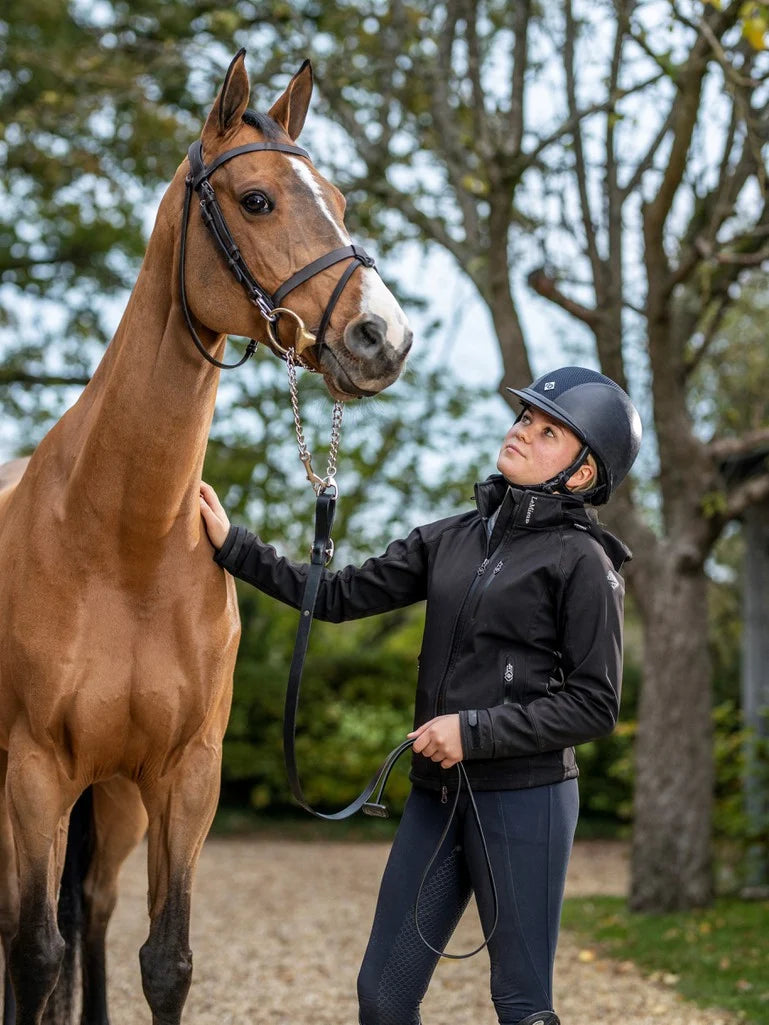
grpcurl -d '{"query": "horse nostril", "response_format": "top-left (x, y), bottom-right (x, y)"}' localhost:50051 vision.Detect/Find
top-left (348, 316), bottom-right (387, 357)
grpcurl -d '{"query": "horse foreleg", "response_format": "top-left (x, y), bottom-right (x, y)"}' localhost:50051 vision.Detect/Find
top-left (0, 752), bottom-right (19, 1025)
top-left (81, 778), bottom-right (147, 1025)
top-left (139, 740), bottom-right (222, 1025)
top-left (6, 742), bottom-right (75, 1025)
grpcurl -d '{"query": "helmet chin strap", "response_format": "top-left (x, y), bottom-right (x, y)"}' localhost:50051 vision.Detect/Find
top-left (539, 443), bottom-right (591, 496)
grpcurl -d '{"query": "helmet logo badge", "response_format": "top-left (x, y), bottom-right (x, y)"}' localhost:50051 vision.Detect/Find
top-left (543, 381), bottom-right (555, 391)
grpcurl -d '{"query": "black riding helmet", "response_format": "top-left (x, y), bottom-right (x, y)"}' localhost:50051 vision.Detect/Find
top-left (507, 366), bottom-right (642, 505)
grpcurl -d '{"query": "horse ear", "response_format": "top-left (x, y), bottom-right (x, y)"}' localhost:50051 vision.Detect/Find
top-left (202, 49), bottom-right (250, 143)
top-left (267, 60), bottom-right (313, 140)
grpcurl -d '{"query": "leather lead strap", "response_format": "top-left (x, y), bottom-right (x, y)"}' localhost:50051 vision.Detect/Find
top-left (281, 490), bottom-right (499, 958)
top-left (282, 489), bottom-right (412, 820)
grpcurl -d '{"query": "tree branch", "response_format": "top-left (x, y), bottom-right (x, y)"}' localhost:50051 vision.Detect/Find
top-left (643, 5), bottom-right (737, 246)
top-left (709, 429), bottom-right (769, 462)
top-left (725, 471), bottom-right (769, 522)
top-left (600, 0), bottom-right (632, 391)
top-left (367, 181), bottom-right (473, 272)
top-left (620, 106), bottom-right (675, 198)
top-left (508, 0), bottom-right (531, 155)
top-left (525, 72), bottom-right (664, 167)
top-left (526, 268), bottom-right (600, 328)
top-left (427, 2), bottom-right (484, 248)
top-left (462, 0), bottom-right (492, 157)
top-left (668, 66), bottom-right (765, 297)
top-left (563, 0), bottom-right (603, 287)
top-left (684, 293), bottom-right (730, 375)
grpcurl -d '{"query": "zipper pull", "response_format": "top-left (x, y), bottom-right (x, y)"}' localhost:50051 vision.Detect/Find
top-left (441, 785), bottom-right (448, 804)
top-left (493, 560), bottom-right (504, 574)
top-left (477, 558), bottom-right (489, 576)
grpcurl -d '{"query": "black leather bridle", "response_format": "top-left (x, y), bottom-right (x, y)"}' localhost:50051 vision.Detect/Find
top-left (180, 136), bottom-right (376, 370)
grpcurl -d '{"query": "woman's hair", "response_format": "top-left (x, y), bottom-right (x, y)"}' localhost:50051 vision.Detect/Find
top-left (567, 452), bottom-right (599, 494)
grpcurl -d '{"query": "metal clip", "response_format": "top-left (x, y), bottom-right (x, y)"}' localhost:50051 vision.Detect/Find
top-left (362, 802), bottom-right (390, 818)
top-left (266, 308), bottom-right (317, 356)
top-left (300, 451), bottom-right (328, 492)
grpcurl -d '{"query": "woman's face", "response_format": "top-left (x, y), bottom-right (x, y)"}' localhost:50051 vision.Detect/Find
top-left (497, 406), bottom-right (585, 487)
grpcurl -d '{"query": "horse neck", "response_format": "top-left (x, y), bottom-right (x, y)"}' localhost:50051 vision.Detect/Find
top-left (64, 184), bottom-right (222, 544)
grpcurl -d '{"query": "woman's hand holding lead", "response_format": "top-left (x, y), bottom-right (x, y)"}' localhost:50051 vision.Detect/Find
top-left (407, 714), bottom-right (463, 769)
top-left (199, 481), bottom-right (231, 549)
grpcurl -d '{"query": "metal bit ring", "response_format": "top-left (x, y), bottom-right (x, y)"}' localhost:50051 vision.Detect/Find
top-left (266, 307), bottom-right (317, 357)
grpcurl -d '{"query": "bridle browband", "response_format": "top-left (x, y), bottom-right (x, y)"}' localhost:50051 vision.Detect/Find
top-left (180, 136), bottom-right (376, 370)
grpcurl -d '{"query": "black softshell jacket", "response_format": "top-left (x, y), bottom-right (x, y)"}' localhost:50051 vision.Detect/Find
top-left (214, 475), bottom-right (631, 793)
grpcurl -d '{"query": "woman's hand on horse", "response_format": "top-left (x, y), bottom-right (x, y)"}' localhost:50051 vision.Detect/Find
top-left (199, 481), bottom-right (231, 549)
top-left (407, 714), bottom-right (463, 769)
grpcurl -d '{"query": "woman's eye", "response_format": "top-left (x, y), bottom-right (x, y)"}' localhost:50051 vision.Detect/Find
top-left (241, 191), bottom-right (273, 215)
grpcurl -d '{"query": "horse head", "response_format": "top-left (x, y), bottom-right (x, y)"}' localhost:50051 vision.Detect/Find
top-left (178, 50), bottom-right (412, 399)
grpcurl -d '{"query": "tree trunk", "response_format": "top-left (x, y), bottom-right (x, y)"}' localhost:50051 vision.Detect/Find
top-left (742, 499), bottom-right (769, 889)
top-left (630, 556), bottom-right (714, 909)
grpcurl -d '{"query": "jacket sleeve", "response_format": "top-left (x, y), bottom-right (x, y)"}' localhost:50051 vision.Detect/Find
top-left (459, 544), bottom-right (624, 759)
top-left (213, 523), bottom-right (428, 622)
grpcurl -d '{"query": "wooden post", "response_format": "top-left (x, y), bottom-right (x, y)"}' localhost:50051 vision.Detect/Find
top-left (742, 498), bottom-right (769, 890)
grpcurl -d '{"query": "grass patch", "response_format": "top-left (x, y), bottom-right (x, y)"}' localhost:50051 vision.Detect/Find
top-left (562, 896), bottom-right (769, 1023)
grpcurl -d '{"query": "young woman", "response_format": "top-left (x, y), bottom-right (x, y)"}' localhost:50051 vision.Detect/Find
top-left (200, 366), bottom-right (642, 1025)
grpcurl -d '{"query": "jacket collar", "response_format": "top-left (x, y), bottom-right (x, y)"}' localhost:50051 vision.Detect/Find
top-left (474, 474), bottom-right (632, 569)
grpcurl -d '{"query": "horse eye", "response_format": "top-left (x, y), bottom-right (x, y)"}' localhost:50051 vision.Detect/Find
top-left (241, 191), bottom-right (273, 215)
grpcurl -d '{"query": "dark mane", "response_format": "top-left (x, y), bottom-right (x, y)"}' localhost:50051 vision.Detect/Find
top-left (242, 109), bottom-right (285, 140)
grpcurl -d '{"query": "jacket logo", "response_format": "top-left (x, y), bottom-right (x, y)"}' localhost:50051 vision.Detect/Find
top-left (543, 381), bottom-right (555, 391)
top-left (607, 570), bottom-right (620, 590)
top-left (525, 496), bottom-right (537, 523)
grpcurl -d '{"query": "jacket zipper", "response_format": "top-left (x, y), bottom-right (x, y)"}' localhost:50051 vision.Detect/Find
top-left (434, 558), bottom-right (489, 716)
top-left (434, 528), bottom-right (510, 716)
top-left (468, 559), bottom-right (505, 621)
top-left (504, 659), bottom-right (515, 704)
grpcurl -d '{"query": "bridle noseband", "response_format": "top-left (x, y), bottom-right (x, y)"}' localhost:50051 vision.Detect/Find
top-left (180, 136), bottom-right (376, 370)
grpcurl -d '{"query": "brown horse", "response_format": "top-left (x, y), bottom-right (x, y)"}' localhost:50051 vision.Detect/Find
top-left (0, 50), bottom-right (410, 1025)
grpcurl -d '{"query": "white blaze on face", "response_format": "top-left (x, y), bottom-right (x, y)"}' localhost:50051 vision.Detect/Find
top-left (291, 161), bottom-right (349, 244)
top-left (291, 160), bottom-right (411, 354)
top-left (357, 267), bottom-right (411, 354)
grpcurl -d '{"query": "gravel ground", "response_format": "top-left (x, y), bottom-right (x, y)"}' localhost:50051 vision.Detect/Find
top-left (103, 837), bottom-right (738, 1025)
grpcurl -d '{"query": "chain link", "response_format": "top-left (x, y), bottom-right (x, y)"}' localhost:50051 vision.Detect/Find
top-left (327, 398), bottom-right (344, 482)
top-left (287, 347), bottom-right (344, 494)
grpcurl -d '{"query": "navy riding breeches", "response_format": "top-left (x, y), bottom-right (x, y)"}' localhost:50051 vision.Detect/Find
top-left (357, 779), bottom-right (579, 1025)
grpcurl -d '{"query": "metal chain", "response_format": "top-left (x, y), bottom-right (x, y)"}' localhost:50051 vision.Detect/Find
top-left (327, 398), bottom-right (344, 482)
top-left (287, 347), bottom-right (344, 494)
top-left (287, 347), bottom-right (309, 460)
